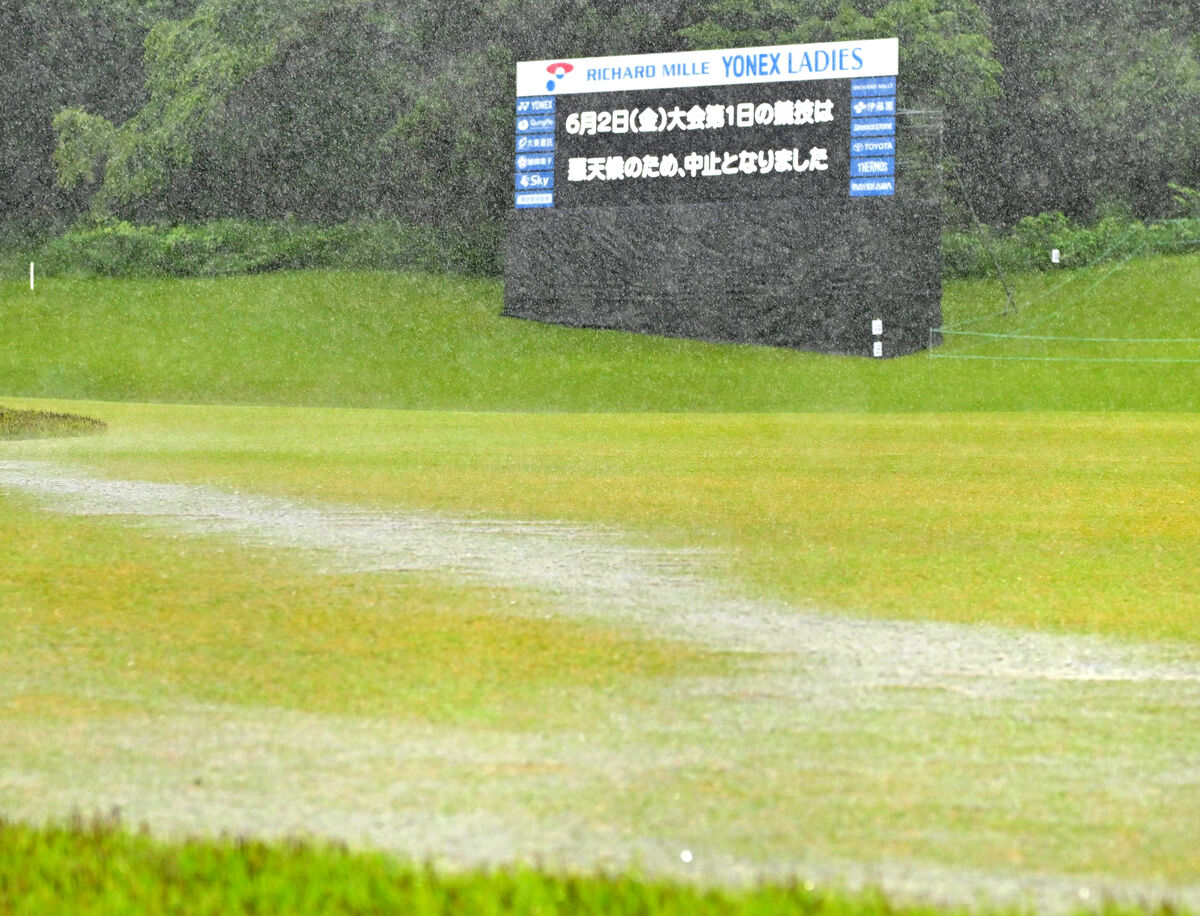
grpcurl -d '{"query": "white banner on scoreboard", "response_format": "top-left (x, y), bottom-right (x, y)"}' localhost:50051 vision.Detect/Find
top-left (517, 38), bottom-right (897, 97)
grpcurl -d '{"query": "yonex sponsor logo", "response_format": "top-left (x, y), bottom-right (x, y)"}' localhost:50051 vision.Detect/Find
top-left (516, 96), bottom-right (556, 115)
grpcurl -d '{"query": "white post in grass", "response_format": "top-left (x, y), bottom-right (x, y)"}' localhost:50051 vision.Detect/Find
top-left (29, 262), bottom-right (35, 291)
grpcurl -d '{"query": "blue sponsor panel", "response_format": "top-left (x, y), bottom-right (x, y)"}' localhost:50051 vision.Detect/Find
top-left (849, 177), bottom-right (895, 197)
top-left (850, 96), bottom-right (895, 117)
top-left (516, 114), bottom-right (556, 133)
top-left (850, 136), bottom-right (896, 157)
top-left (515, 191), bottom-right (554, 209)
top-left (516, 96), bottom-right (555, 115)
top-left (850, 76), bottom-right (896, 97)
top-left (515, 152), bottom-right (554, 172)
top-left (516, 170), bottom-right (555, 191)
top-left (850, 118), bottom-right (895, 137)
top-left (850, 156), bottom-right (894, 178)
top-left (516, 133), bottom-right (556, 152)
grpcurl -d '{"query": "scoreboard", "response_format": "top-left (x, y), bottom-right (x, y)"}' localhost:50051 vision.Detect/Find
top-left (515, 40), bottom-right (897, 208)
top-left (505, 39), bottom-right (943, 358)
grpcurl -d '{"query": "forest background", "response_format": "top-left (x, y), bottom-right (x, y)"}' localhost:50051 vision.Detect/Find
top-left (2, 0), bottom-right (1199, 274)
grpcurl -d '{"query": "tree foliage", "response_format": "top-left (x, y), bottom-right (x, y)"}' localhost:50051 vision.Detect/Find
top-left (1, 0), bottom-right (1197, 234)
top-left (963, 1), bottom-right (1200, 220)
top-left (0, 0), bottom-right (188, 224)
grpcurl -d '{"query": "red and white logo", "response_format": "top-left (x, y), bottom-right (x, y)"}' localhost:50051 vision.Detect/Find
top-left (545, 61), bottom-right (574, 91)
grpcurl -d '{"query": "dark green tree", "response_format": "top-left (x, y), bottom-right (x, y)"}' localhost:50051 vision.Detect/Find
top-left (971, 0), bottom-right (1200, 220)
top-left (0, 0), bottom-right (192, 226)
top-left (52, 0), bottom-right (697, 227)
top-left (40, 0), bottom-right (1200, 232)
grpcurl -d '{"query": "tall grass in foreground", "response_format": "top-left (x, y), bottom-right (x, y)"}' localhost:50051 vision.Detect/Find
top-left (0, 818), bottom-right (1174, 916)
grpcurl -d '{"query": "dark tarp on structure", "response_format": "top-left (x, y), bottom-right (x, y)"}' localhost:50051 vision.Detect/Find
top-left (504, 192), bottom-right (942, 357)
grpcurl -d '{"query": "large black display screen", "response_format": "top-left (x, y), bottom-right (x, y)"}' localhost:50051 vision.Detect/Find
top-left (552, 80), bottom-right (850, 207)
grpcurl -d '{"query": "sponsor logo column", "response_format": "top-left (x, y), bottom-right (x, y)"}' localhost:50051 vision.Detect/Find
top-left (515, 96), bottom-right (557, 208)
top-left (848, 76), bottom-right (896, 197)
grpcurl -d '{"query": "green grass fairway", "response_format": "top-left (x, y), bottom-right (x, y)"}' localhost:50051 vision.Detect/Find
top-left (3, 400), bottom-right (1199, 906)
top-left (5, 399), bottom-right (1197, 644)
top-left (0, 494), bottom-right (726, 730)
top-left (1, 250), bottom-right (1197, 411)
top-left (2, 254), bottom-right (1199, 911)
top-left (942, 251), bottom-right (1200, 363)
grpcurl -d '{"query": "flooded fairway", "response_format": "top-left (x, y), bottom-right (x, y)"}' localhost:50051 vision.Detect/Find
top-left (2, 459), bottom-right (1199, 911)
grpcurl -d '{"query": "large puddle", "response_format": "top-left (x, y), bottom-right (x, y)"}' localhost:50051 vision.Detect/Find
top-left (1, 460), bottom-right (1195, 691)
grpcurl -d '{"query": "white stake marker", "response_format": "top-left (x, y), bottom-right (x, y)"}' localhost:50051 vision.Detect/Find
top-left (30, 262), bottom-right (35, 291)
